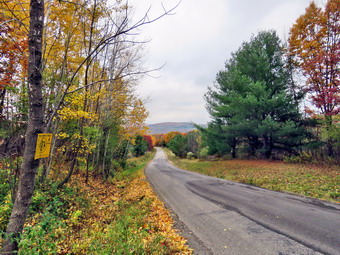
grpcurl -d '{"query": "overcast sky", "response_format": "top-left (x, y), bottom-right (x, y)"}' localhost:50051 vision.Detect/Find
top-left (130, 0), bottom-right (324, 124)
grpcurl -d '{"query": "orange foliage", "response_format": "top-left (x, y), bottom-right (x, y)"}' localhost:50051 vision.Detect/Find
top-left (163, 131), bottom-right (183, 144)
top-left (153, 134), bottom-right (165, 146)
top-left (54, 172), bottom-right (192, 254)
top-left (143, 135), bottom-right (156, 151)
top-left (0, 9), bottom-right (28, 90)
top-left (122, 173), bottom-right (193, 254)
top-left (289, 0), bottom-right (339, 117)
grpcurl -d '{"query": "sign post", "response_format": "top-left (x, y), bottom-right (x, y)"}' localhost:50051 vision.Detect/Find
top-left (34, 133), bottom-right (52, 160)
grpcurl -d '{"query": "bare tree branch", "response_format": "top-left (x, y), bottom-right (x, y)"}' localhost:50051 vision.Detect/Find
top-left (45, 1), bottom-right (180, 130)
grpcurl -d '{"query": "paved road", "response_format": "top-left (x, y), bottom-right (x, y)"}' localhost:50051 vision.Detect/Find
top-left (145, 148), bottom-right (340, 255)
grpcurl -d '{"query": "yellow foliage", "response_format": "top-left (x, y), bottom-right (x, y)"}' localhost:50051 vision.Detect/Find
top-left (56, 132), bottom-right (96, 156)
top-left (123, 173), bottom-right (193, 254)
top-left (55, 168), bottom-right (192, 254)
top-left (164, 131), bottom-right (183, 144)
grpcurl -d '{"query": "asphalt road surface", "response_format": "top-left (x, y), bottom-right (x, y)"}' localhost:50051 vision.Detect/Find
top-left (145, 148), bottom-right (340, 255)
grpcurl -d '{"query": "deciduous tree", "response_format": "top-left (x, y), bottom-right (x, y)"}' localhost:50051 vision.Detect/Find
top-left (289, 0), bottom-right (339, 156)
top-left (1, 0), bottom-right (179, 252)
top-left (2, 0), bottom-right (44, 253)
top-left (163, 131), bottom-right (182, 144)
top-left (0, 1), bottom-right (28, 119)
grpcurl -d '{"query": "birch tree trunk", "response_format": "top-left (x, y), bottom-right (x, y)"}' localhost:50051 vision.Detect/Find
top-left (1, 0), bottom-right (44, 253)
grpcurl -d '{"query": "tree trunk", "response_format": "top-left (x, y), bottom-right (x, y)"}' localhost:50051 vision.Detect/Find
top-left (263, 135), bottom-right (272, 159)
top-left (123, 141), bottom-right (130, 159)
top-left (39, 158), bottom-right (48, 184)
top-left (0, 88), bottom-right (6, 118)
top-left (93, 137), bottom-right (100, 176)
top-left (325, 115), bottom-right (334, 157)
top-left (10, 157), bottom-right (20, 204)
top-left (248, 136), bottom-right (258, 157)
top-left (2, 0), bottom-right (44, 253)
top-left (58, 135), bottom-right (82, 188)
top-left (102, 129), bottom-right (110, 179)
top-left (231, 137), bottom-right (236, 159)
top-left (58, 156), bottom-right (77, 189)
top-left (85, 153), bottom-right (90, 184)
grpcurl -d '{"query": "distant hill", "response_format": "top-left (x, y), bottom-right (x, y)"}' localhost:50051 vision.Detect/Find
top-left (147, 122), bottom-right (200, 134)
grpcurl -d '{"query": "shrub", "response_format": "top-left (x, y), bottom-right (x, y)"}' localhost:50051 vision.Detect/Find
top-left (186, 152), bottom-right (195, 159)
top-left (283, 152), bottom-right (314, 163)
top-left (198, 147), bottom-right (209, 159)
top-left (0, 194), bottom-right (12, 233)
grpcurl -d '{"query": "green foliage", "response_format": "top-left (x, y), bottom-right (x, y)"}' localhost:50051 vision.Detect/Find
top-left (29, 182), bottom-right (73, 218)
top-left (88, 199), bottom-right (167, 254)
top-left (0, 194), bottom-right (12, 233)
top-left (0, 165), bottom-right (12, 233)
top-left (18, 210), bottom-right (65, 255)
top-left (113, 152), bottom-right (154, 181)
top-left (70, 210), bottom-right (83, 225)
top-left (166, 131), bottom-right (203, 159)
top-left (204, 30), bottom-right (309, 158)
top-left (283, 152), bottom-right (315, 164)
top-left (167, 134), bottom-right (188, 158)
top-left (133, 135), bottom-right (148, 157)
top-left (186, 152), bottom-right (195, 159)
top-left (93, 124), bottom-right (131, 178)
top-left (197, 147), bottom-right (209, 159)
top-left (329, 124), bottom-right (340, 146)
top-left (0, 168), bottom-right (10, 204)
top-left (198, 122), bottom-right (235, 156)
top-left (0, 126), bottom-right (10, 139)
top-left (15, 181), bottom-right (88, 254)
top-left (83, 126), bottom-right (101, 143)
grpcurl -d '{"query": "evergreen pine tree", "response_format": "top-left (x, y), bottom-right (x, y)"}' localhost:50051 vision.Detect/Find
top-left (204, 31), bottom-right (308, 158)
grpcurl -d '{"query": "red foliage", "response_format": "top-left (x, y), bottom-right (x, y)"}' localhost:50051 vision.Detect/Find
top-left (0, 13), bottom-right (28, 116)
top-left (153, 134), bottom-right (165, 146)
top-left (289, 0), bottom-right (339, 117)
top-left (0, 17), bottom-right (28, 90)
top-left (143, 135), bottom-right (154, 151)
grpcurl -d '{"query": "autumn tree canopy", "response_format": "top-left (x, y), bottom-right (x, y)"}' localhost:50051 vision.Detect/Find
top-left (0, 0), bottom-right (178, 253)
top-left (289, 0), bottom-right (339, 119)
top-left (0, 2), bottom-right (28, 118)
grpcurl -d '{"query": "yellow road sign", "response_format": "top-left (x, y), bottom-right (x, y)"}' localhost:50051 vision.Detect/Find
top-left (34, 133), bottom-right (52, 160)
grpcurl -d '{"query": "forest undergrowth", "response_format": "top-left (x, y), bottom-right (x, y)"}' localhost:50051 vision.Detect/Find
top-left (0, 152), bottom-right (192, 254)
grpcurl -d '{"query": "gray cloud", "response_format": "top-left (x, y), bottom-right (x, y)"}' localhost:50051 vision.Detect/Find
top-left (131, 0), bottom-right (324, 124)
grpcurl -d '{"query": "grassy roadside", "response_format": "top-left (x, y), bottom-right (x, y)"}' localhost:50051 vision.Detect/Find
top-left (0, 152), bottom-right (193, 254)
top-left (165, 149), bottom-right (340, 203)
top-left (69, 152), bottom-right (193, 254)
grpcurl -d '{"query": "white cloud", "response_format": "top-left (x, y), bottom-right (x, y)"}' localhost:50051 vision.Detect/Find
top-left (130, 0), bottom-right (325, 124)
